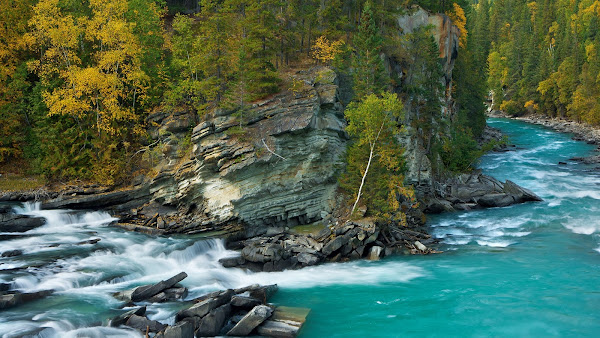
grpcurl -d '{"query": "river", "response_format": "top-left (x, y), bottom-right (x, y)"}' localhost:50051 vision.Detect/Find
top-left (2, 117), bottom-right (600, 337)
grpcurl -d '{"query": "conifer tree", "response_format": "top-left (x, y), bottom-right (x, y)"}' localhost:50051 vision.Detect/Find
top-left (351, 1), bottom-right (389, 99)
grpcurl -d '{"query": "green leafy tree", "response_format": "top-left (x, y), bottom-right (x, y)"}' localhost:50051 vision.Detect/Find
top-left (341, 92), bottom-right (413, 218)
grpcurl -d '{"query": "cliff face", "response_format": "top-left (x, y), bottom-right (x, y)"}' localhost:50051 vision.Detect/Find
top-left (148, 68), bottom-right (347, 235)
top-left (393, 7), bottom-right (460, 190)
top-left (143, 9), bottom-right (459, 234)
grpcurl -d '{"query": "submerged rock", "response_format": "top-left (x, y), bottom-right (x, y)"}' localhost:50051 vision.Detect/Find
top-left (0, 290), bottom-right (53, 310)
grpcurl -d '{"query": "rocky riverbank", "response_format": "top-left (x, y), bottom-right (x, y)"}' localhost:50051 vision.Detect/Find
top-left (489, 110), bottom-right (600, 164)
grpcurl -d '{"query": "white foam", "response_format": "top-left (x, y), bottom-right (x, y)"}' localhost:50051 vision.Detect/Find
top-left (476, 239), bottom-right (514, 248)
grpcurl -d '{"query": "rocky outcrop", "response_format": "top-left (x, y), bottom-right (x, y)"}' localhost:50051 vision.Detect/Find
top-left (0, 205), bottom-right (46, 232)
top-left (137, 67), bottom-right (347, 236)
top-left (394, 7), bottom-right (460, 189)
top-left (220, 217), bottom-right (438, 272)
top-left (424, 172), bottom-right (542, 213)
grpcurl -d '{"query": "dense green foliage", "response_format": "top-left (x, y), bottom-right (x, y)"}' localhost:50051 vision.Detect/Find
top-left (0, 0), bottom-right (487, 220)
top-left (478, 0), bottom-right (600, 124)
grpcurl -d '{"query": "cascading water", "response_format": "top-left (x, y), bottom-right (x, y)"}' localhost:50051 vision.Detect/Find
top-left (2, 117), bottom-right (600, 337)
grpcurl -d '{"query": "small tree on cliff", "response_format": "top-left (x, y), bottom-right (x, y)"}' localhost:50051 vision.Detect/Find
top-left (341, 92), bottom-right (413, 218)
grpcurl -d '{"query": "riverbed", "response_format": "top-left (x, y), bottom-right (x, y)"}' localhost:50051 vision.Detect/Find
top-left (2, 118), bottom-right (600, 337)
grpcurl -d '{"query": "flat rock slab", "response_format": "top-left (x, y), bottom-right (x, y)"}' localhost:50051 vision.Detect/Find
top-left (230, 295), bottom-right (262, 309)
top-left (131, 272), bottom-right (187, 302)
top-left (227, 304), bottom-right (273, 336)
top-left (256, 306), bottom-right (310, 338)
top-left (0, 214), bottom-right (46, 232)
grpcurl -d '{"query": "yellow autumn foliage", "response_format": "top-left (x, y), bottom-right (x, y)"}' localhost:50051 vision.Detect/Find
top-left (446, 3), bottom-right (467, 49)
top-left (311, 36), bottom-right (344, 64)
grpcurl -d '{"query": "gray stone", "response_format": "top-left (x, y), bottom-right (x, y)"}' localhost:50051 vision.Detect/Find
top-left (131, 272), bottom-right (188, 302)
top-left (110, 306), bottom-right (146, 327)
top-left (248, 284), bottom-right (278, 303)
top-left (125, 314), bottom-right (166, 332)
top-left (1, 249), bottom-right (23, 257)
top-left (477, 193), bottom-right (515, 208)
top-left (257, 320), bottom-right (301, 338)
top-left (296, 252), bottom-right (319, 266)
top-left (196, 304), bottom-right (231, 336)
top-left (230, 295), bottom-right (262, 309)
top-left (227, 304), bottom-right (273, 336)
top-left (0, 290), bottom-right (53, 310)
top-left (162, 321), bottom-right (194, 338)
top-left (176, 298), bottom-right (218, 320)
top-left (0, 214), bottom-right (46, 232)
top-left (322, 236), bottom-right (346, 256)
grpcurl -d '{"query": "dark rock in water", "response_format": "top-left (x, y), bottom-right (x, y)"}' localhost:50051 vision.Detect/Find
top-left (126, 314), bottom-right (167, 332)
top-left (558, 161), bottom-right (567, 165)
top-left (147, 286), bottom-right (188, 303)
top-left (109, 306), bottom-right (146, 327)
top-left (0, 213), bottom-right (46, 233)
top-left (424, 198), bottom-right (454, 214)
top-left (0, 290), bottom-right (53, 310)
top-left (196, 303), bottom-right (231, 336)
top-left (130, 271), bottom-right (187, 302)
top-left (218, 256), bottom-right (246, 268)
top-left (477, 193), bottom-right (516, 208)
top-left (176, 298), bottom-right (219, 321)
top-left (0, 283), bottom-right (10, 292)
top-left (157, 321), bottom-right (194, 338)
top-left (42, 187), bottom-right (149, 211)
top-left (1, 249), bottom-right (23, 257)
top-left (230, 295), bottom-right (262, 309)
top-left (248, 284), bottom-right (278, 304)
top-left (76, 238), bottom-right (101, 245)
top-left (227, 304), bottom-right (273, 336)
top-left (503, 180), bottom-right (543, 202)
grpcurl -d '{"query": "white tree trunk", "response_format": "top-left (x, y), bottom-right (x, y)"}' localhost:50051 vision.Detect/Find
top-left (351, 142), bottom-right (375, 215)
top-left (350, 121), bottom-right (386, 216)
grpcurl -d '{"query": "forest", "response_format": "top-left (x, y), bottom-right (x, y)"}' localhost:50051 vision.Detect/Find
top-left (481, 0), bottom-right (600, 124)
top-left (0, 0), bottom-right (488, 215)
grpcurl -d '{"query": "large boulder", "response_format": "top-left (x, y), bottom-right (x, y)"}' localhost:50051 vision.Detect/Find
top-left (125, 314), bottom-right (167, 332)
top-left (196, 303), bottom-right (231, 336)
top-left (227, 305), bottom-right (273, 336)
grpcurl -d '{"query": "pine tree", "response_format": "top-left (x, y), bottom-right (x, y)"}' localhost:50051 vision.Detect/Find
top-left (351, 1), bottom-right (389, 99)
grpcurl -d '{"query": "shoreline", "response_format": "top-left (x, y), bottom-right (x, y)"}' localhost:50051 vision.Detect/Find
top-left (489, 110), bottom-right (600, 146)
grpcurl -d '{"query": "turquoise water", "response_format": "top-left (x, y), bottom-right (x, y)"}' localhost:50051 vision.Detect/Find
top-left (2, 118), bottom-right (600, 336)
top-left (273, 118), bottom-right (600, 337)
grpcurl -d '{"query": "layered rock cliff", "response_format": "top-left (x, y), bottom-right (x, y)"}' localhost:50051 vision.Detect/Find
top-left (146, 68), bottom-right (347, 235)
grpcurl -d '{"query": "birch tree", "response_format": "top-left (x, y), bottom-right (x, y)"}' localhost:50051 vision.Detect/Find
top-left (341, 92), bottom-right (411, 217)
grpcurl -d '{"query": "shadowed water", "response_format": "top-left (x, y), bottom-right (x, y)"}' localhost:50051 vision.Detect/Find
top-left (2, 118), bottom-right (600, 337)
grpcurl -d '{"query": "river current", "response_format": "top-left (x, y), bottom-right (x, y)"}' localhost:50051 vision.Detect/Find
top-left (2, 118), bottom-right (600, 337)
